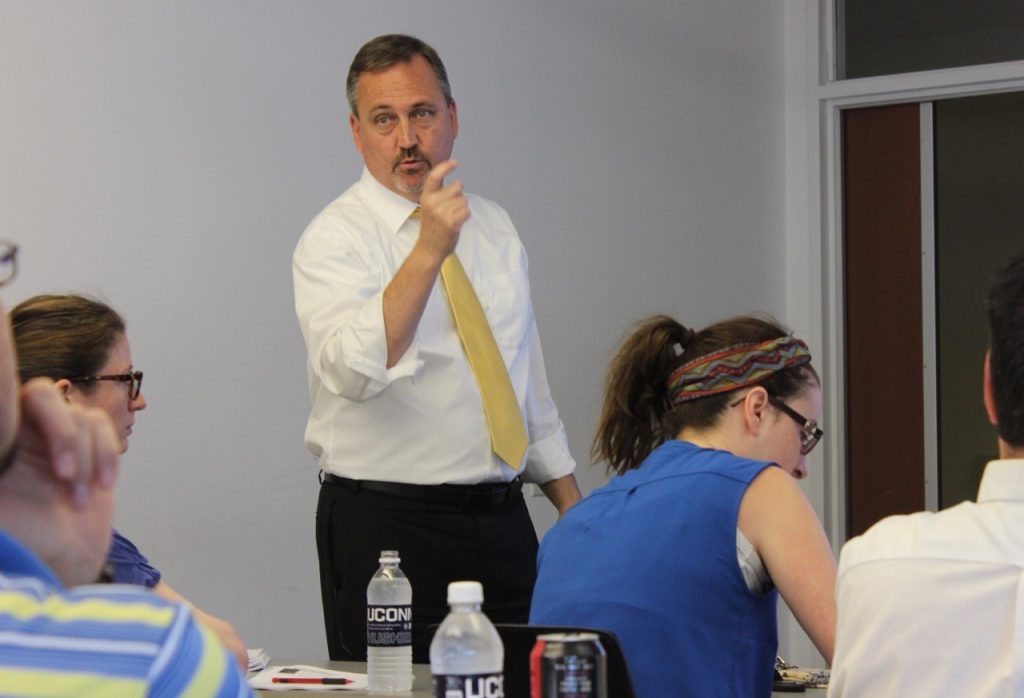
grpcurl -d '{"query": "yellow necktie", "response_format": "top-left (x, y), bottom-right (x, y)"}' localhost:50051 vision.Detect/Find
top-left (411, 208), bottom-right (528, 469)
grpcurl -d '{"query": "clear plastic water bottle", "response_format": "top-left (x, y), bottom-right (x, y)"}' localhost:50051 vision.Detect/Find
top-left (366, 550), bottom-right (413, 693)
top-left (430, 581), bottom-right (505, 698)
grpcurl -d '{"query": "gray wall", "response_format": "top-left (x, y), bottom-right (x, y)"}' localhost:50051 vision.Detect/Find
top-left (1, 1), bottom-right (787, 658)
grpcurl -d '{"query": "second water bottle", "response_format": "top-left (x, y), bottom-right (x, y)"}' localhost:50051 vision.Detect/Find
top-left (430, 580), bottom-right (505, 698)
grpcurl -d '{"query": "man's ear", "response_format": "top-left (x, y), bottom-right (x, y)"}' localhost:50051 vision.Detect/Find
top-left (448, 98), bottom-right (459, 139)
top-left (349, 112), bottom-right (364, 156)
top-left (983, 350), bottom-right (999, 427)
top-left (53, 378), bottom-right (73, 402)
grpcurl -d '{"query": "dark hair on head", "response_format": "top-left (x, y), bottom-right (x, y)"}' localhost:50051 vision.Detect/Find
top-left (346, 34), bottom-right (452, 116)
top-left (10, 294), bottom-right (125, 389)
top-left (593, 314), bottom-right (819, 476)
top-left (987, 251), bottom-right (1024, 447)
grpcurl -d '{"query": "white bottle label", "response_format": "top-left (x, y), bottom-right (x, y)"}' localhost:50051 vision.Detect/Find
top-left (366, 604), bottom-right (412, 647)
top-left (432, 673), bottom-right (504, 698)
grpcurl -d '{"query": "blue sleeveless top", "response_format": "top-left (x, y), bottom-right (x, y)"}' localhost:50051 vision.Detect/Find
top-left (530, 440), bottom-right (779, 698)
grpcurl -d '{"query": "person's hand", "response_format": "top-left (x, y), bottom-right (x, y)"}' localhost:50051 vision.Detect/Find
top-left (16, 378), bottom-right (119, 508)
top-left (0, 379), bottom-right (120, 586)
top-left (193, 607), bottom-right (248, 670)
top-left (417, 159), bottom-right (470, 261)
top-left (154, 581), bottom-right (249, 670)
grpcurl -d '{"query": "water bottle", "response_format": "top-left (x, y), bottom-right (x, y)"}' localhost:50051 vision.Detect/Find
top-left (367, 550), bottom-right (413, 693)
top-left (430, 581), bottom-right (505, 698)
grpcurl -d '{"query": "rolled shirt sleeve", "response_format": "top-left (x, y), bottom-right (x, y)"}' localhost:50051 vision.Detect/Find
top-left (293, 209), bottom-right (423, 402)
top-left (521, 316), bottom-right (575, 484)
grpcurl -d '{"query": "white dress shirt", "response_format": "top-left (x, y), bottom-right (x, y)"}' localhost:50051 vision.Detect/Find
top-left (829, 458), bottom-right (1024, 697)
top-left (292, 168), bottom-right (574, 486)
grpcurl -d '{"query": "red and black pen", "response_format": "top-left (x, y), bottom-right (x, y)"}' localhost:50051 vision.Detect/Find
top-left (271, 676), bottom-right (353, 685)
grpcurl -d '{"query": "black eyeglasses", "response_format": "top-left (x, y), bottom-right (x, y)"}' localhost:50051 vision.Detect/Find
top-left (0, 240), bottom-right (18, 287)
top-left (768, 396), bottom-right (823, 455)
top-left (68, 371), bottom-right (144, 401)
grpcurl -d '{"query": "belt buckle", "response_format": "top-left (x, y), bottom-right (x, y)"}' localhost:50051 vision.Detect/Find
top-left (491, 477), bottom-right (521, 506)
top-left (490, 479), bottom-right (509, 507)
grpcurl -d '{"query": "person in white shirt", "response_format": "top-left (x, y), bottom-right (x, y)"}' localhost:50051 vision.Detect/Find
top-left (292, 34), bottom-right (580, 662)
top-left (829, 250), bottom-right (1024, 697)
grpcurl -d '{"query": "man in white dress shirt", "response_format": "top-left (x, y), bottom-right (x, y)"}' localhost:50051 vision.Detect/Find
top-left (292, 34), bottom-right (580, 662)
top-left (829, 250), bottom-right (1024, 697)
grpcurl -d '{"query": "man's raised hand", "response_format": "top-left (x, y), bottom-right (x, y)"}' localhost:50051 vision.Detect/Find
top-left (417, 160), bottom-right (471, 261)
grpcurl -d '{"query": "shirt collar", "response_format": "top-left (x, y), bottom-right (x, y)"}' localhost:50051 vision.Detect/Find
top-left (357, 167), bottom-right (420, 234)
top-left (0, 529), bottom-right (63, 589)
top-left (977, 458), bottom-right (1024, 503)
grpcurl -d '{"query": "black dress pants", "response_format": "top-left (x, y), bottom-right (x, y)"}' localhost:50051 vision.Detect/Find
top-left (315, 476), bottom-right (539, 663)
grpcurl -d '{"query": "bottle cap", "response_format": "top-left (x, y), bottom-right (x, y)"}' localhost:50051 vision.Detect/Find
top-left (447, 580), bottom-right (484, 604)
top-left (379, 550), bottom-right (400, 564)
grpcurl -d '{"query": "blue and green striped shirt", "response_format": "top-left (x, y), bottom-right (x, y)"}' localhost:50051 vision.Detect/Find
top-left (0, 529), bottom-right (252, 697)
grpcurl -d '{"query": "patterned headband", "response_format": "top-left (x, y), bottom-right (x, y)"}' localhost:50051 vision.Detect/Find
top-left (667, 335), bottom-right (812, 405)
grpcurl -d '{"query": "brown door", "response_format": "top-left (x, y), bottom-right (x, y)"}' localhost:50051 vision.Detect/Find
top-left (842, 104), bottom-right (925, 538)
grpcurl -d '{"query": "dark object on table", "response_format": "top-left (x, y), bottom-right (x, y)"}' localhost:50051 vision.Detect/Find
top-left (774, 669), bottom-right (807, 692)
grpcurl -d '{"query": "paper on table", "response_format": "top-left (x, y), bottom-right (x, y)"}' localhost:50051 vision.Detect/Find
top-left (248, 648), bottom-right (272, 672)
top-left (248, 664), bottom-right (368, 691)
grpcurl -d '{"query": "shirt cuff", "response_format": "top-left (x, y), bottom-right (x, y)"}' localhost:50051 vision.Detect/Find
top-left (523, 426), bottom-right (576, 484)
top-left (337, 291), bottom-right (425, 391)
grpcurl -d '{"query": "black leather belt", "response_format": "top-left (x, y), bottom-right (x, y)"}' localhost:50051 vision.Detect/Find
top-left (321, 472), bottom-right (524, 509)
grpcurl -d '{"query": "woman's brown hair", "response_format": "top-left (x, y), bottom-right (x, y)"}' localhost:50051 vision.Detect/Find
top-left (593, 314), bottom-right (818, 476)
top-left (10, 294), bottom-right (125, 389)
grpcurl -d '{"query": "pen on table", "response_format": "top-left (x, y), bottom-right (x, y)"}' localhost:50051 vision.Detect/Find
top-left (271, 676), bottom-right (353, 685)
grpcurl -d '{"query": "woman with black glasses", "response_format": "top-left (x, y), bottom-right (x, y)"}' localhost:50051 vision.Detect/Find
top-left (9, 294), bottom-right (247, 669)
top-left (530, 314), bottom-right (836, 698)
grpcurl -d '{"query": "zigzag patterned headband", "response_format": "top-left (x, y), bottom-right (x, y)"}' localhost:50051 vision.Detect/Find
top-left (667, 335), bottom-right (812, 405)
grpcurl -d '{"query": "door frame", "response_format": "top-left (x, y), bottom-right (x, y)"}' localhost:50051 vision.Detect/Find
top-left (786, 1), bottom-right (1024, 550)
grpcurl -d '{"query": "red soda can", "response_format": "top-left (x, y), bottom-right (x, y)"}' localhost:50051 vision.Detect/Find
top-left (530, 632), bottom-right (607, 698)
